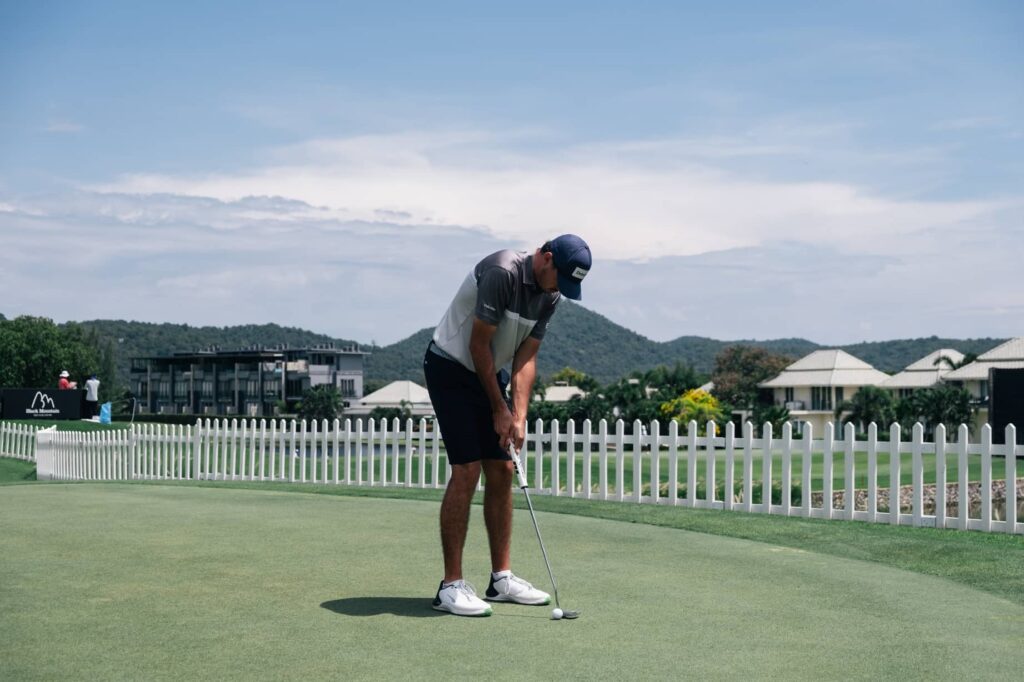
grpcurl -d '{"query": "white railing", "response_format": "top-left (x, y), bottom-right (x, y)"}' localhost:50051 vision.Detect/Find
top-left (27, 418), bottom-right (1023, 535)
top-left (0, 422), bottom-right (46, 461)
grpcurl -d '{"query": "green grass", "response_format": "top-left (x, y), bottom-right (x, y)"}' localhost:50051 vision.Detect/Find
top-left (1, 483), bottom-right (1022, 680)
top-left (0, 457), bottom-right (35, 482)
top-left (1, 419), bottom-right (130, 432)
top-left (5, 458), bottom-right (1022, 609)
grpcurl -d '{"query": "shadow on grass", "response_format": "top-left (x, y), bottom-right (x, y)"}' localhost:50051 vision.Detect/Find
top-left (321, 597), bottom-right (444, 618)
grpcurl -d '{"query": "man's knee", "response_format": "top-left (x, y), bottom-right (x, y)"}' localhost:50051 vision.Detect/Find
top-left (446, 462), bottom-right (481, 494)
top-left (482, 459), bottom-right (514, 487)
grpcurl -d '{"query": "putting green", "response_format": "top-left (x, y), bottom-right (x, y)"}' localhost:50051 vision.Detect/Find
top-left (0, 485), bottom-right (1021, 680)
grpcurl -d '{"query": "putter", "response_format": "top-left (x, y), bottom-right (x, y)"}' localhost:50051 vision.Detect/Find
top-left (507, 443), bottom-right (580, 619)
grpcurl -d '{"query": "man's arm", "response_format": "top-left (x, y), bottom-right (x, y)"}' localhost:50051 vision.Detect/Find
top-left (469, 317), bottom-right (515, 448)
top-left (509, 336), bottom-right (542, 450)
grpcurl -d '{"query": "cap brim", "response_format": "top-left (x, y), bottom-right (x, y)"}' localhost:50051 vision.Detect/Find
top-left (557, 272), bottom-right (582, 300)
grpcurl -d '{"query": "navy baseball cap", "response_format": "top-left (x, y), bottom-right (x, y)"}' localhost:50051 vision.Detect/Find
top-left (548, 234), bottom-right (591, 300)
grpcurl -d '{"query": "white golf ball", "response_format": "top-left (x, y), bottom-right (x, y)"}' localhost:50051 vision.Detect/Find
top-left (551, 607), bottom-right (563, 620)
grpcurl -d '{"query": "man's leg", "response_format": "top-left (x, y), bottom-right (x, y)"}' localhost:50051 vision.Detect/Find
top-left (440, 461), bottom-right (481, 583)
top-left (482, 459), bottom-right (514, 573)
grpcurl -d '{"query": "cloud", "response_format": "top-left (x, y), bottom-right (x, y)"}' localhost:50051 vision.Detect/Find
top-left (89, 130), bottom-right (1011, 262)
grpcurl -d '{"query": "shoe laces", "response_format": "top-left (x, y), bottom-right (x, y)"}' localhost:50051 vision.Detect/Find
top-left (505, 574), bottom-right (535, 592)
top-left (445, 580), bottom-right (479, 599)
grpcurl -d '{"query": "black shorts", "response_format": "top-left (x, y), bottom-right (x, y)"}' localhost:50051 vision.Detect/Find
top-left (423, 344), bottom-right (511, 466)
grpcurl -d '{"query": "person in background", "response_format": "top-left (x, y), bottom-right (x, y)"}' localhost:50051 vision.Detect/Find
top-left (85, 374), bottom-right (101, 418)
top-left (58, 370), bottom-right (75, 390)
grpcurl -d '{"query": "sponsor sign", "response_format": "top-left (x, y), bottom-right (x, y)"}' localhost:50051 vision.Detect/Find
top-left (1, 388), bottom-right (84, 420)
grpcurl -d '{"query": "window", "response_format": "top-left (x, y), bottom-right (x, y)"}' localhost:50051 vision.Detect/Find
top-left (174, 382), bottom-right (189, 398)
top-left (899, 388), bottom-right (915, 399)
top-left (784, 387), bottom-right (794, 403)
top-left (835, 387), bottom-right (845, 406)
top-left (978, 380), bottom-right (989, 401)
top-left (247, 380), bottom-right (259, 395)
top-left (340, 379), bottom-right (355, 397)
top-left (811, 386), bottom-right (832, 411)
top-left (201, 380), bottom-right (214, 398)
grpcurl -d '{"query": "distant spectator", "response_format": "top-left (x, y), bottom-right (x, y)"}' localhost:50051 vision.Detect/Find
top-left (85, 375), bottom-right (101, 418)
top-left (58, 370), bottom-right (76, 390)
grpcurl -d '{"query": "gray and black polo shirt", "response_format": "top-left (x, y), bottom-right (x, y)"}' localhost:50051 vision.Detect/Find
top-left (431, 250), bottom-right (561, 372)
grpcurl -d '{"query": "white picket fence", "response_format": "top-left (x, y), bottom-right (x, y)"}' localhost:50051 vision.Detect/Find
top-left (0, 422), bottom-right (46, 461)
top-left (19, 417), bottom-right (1024, 535)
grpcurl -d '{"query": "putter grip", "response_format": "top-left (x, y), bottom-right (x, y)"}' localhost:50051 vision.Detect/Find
top-left (508, 445), bottom-right (529, 489)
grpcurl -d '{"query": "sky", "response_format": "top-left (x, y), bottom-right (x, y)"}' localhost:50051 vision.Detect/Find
top-left (1, 0), bottom-right (1021, 346)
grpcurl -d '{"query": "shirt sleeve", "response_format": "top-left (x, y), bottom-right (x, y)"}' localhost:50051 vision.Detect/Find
top-left (474, 266), bottom-right (514, 326)
top-left (529, 295), bottom-right (560, 340)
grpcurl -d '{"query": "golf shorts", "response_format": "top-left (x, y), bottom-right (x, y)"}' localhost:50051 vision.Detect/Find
top-left (423, 343), bottom-right (512, 466)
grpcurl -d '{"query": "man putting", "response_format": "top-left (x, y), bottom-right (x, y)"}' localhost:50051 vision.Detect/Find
top-left (424, 234), bottom-right (592, 616)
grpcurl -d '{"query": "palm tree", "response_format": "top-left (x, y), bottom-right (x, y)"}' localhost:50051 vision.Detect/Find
top-left (834, 385), bottom-right (896, 434)
top-left (933, 353), bottom-right (978, 370)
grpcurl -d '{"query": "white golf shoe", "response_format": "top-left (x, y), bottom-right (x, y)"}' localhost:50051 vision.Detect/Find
top-left (485, 572), bottom-right (551, 605)
top-left (432, 580), bottom-right (493, 617)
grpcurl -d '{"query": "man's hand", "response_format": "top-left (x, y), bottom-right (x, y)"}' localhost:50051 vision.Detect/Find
top-left (493, 404), bottom-right (516, 450)
top-left (510, 414), bottom-right (527, 452)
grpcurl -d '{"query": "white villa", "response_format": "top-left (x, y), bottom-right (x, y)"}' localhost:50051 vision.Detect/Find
top-left (537, 383), bottom-right (587, 403)
top-left (759, 350), bottom-right (891, 434)
top-left (879, 349), bottom-right (965, 399)
top-left (345, 380), bottom-right (434, 418)
top-left (942, 337), bottom-right (1024, 432)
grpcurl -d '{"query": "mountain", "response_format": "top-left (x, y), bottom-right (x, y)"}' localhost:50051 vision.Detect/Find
top-left (363, 303), bottom-right (1007, 384)
top-left (65, 312), bottom-right (1008, 389)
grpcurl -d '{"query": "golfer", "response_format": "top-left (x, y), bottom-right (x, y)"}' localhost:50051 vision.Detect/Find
top-left (424, 234), bottom-right (592, 616)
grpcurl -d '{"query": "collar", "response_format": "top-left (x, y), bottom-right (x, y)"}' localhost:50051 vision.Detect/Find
top-left (524, 253), bottom-right (539, 290)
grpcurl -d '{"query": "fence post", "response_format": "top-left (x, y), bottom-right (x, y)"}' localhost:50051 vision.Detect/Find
top-left (648, 419), bottom-right (658, 504)
top-left (781, 422), bottom-right (792, 516)
top-left (867, 423), bottom-right (878, 523)
top-left (957, 424), bottom-right (969, 531)
top-left (1006, 425), bottom-right (1017, 534)
top-left (764, 422), bottom-right (775, 514)
top-left (801, 422), bottom-right (813, 518)
top-left (934, 424), bottom-right (947, 530)
top-left (981, 424), bottom-right (992, 532)
top-left (579, 419), bottom-right (591, 499)
top-left (668, 419), bottom-right (679, 506)
top-left (889, 423), bottom-right (902, 526)
top-left (844, 422), bottom-right (855, 521)
top-left (745, 419), bottom-right (753, 509)
top-left (912, 423), bottom-right (924, 527)
top-left (598, 419), bottom-right (609, 500)
top-left (552, 419), bottom-right (561, 496)
top-left (727, 421), bottom-right (739, 511)
top-left (705, 421), bottom-right (716, 509)
top-left (687, 420), bottom-right (698, 508)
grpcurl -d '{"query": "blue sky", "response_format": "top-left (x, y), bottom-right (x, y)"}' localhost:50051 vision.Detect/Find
top-left (1, 1), bottom-right (1021, 345)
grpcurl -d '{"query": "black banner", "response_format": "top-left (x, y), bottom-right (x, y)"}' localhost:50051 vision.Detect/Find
top-left (0, 388), bottom-right (84, 420)
top-left (990, 368), bottom-right (1024, 445)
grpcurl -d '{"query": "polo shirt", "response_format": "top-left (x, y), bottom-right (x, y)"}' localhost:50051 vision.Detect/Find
top-left (431, 250), bottom-right (560, 372)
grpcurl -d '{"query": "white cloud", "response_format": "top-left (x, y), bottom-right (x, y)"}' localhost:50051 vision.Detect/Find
top-left (91, 130), bottom-right (1009, 262)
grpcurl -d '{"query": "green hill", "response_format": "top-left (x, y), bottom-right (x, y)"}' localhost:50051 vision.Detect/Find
top-left (59, 312), bottom-right (1009, 389)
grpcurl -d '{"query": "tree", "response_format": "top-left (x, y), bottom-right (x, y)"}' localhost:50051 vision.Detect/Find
top-left (934, 353), bottom-right (978, 370)
top-left (549, 367), bottom-right (599, 392)
top-left (660, 388), bottom-right (725, 433)
top-left (369, 400), bottom-right (413, 424)
top-left (641, 363), bottom-right (704, 403)
top-left (298, 385), bottom-right (342, 422)
top-left (898, 384), bottom-right (974, 435)
top-left (0, 316), bottom-right (111, 390)
top-left (711, 346), bottom-right (792, 409)
top-left (752, 403), bottom-right (790, 436)
top-left (834, 385), bottom-right (897, 434)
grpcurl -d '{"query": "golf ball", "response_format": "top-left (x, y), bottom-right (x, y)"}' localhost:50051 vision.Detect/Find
top-left (551, 608), bottom-right (563, 620)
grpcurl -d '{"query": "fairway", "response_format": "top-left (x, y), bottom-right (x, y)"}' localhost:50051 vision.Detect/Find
top-left (1, 485), bottom-right (1022, 680)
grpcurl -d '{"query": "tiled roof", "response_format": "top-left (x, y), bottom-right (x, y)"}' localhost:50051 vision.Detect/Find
top-left (759, 350), bottom-right (890, 388)
top-left (880, 349), bottom-right (964, 388)
top-left (943, 338), bottom-right (1024, 381)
